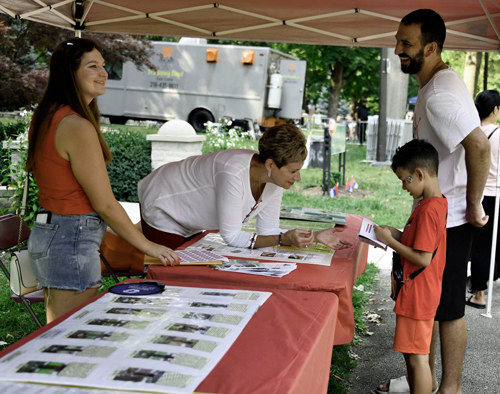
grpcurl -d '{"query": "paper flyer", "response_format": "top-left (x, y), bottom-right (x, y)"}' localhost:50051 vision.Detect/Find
top-left (358, 218), bottom-right (387, 250)
top-left (187, 233), bottom-right (334, 266)
top-left (0, 286), bottom-right (271, 394)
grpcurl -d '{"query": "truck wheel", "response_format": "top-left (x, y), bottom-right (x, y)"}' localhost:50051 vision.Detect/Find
top-left (188, 109), bottom-right (215, 133)
top-left (109, 116), bottom-right (128, 125)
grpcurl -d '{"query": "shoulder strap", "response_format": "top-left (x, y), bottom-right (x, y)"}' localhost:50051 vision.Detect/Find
top-left (408, 248), bottom-right (437, 280)
top-left (407, 211), bottom-right (446, 281)
top-left (487, 127), bottom-right (498, 140)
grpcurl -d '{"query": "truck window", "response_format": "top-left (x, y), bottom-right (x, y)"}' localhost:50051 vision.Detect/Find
top-left (105, 61), bottom-right (123, 80)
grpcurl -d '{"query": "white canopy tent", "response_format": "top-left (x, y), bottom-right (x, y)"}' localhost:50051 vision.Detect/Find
top-left (1, 0), bottom-right (499, 316)
top-left (0, 0), bottom-right (499, 50)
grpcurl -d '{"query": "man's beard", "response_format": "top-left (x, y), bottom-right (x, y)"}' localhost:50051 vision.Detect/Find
top-left (400, 48), bottom-right (424, 74)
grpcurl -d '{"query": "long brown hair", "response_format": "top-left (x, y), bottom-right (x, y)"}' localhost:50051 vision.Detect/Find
top-left (26, 38), bottom-right (112, 172)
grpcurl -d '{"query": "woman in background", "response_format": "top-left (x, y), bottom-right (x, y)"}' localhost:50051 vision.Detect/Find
top-left (467, 89), bottom-right (500, 308)
top-left (26, 38), bottom-right (178, 323)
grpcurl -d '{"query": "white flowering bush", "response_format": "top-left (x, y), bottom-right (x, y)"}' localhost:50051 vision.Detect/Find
top-left (202, 118), bottom-right (251, 154)
top-left (0, 110), bottom-right (39, 225)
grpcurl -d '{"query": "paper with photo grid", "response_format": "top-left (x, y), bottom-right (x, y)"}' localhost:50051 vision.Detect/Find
top-left (212, 260), bottom-right (297, 277)
top-left (0, 286), bottom-right (271, 394)
top-left (280, 206), bottom-right (347, 225)
top-left (187, 233), bottom-right (334, 266)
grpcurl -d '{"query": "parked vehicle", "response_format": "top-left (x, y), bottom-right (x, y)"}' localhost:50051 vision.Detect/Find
top-left (100, 38), bottom-right (307, 133)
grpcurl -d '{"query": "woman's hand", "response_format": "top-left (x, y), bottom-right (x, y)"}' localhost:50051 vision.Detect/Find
top-left (283, 229), bottom-right (315, 248)
top-left (144, 242), bottom-right (180, 266)
top-left (314, 228), bottom-right (351, 250)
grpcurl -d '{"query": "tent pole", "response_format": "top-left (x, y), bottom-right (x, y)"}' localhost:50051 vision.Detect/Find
top-left (481, 139), bottom-right (500, 318)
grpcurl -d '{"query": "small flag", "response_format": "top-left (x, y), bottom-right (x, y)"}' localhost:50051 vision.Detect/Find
top-left (330, 182), bottom-right (339, 197)
top-left (351, 176), bottom-right (358, 189)
top-left (345, 179), bottom-right (353, 193)
top-left (345, 179), bottom-right (351, 192)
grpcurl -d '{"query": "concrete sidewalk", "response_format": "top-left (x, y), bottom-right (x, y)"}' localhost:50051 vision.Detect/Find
top-left (350, 245), bottom-right (500, 394)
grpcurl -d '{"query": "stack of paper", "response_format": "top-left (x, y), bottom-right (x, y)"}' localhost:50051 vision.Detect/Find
top-left (212, 260), bottom-right (297, 277)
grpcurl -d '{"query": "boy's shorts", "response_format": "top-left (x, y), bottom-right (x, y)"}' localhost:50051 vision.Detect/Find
top-left (393, 314), bottom-right (434, 355)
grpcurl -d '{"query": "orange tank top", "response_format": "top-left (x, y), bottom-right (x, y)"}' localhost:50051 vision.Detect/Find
top-left (32, 105), bottom-right (95, 215)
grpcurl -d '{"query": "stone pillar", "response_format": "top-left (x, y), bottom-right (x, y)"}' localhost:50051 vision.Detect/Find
top-left (147, 120), bottom-right (206, 170)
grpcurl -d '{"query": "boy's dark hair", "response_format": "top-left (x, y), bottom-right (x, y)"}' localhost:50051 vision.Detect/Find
top-left (391, 139), bottom-right (439, 176)
top-left (401, 9), bottom-right (446, 53)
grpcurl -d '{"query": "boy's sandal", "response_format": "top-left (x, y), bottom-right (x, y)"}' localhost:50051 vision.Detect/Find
top-left (372, 376), bottom-right (409, 393)
top-left (372, 376), bottom-right (439, 394)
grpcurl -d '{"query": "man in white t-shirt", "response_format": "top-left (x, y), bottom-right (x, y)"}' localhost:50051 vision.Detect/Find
top-left (376, 9), bottom-right (490, 394)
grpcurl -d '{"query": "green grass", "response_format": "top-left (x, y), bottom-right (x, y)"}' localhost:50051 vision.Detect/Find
top-left (286, 144), bottom-right (412, 229)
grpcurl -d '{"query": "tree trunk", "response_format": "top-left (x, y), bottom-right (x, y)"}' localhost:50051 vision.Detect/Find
top-left (463, 51), bottom-right (482, 98)
top-left (328, 61), bottom-right (346, 120)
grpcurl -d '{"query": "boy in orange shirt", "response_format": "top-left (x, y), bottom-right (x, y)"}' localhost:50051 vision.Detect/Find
top-left (374, 139), bottom-right (447, 394)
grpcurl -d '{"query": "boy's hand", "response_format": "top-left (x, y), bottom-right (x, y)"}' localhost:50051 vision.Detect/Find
top-left (373, 225), bottom-right (392, 244)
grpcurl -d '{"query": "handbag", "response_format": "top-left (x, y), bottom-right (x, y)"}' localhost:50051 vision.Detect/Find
top-left (9, 175), bottom-right (38, 296)
top-left (390, 249), bottom-right (437, 301)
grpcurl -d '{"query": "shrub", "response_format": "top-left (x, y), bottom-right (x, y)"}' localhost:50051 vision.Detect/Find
top-left (0, 119), bottom-right (26, 186)
top-left (0, 112), bottom-right (39, 225)
top-left (104, 130), bottom-right (152, 202)
top-left (202, 119), bottom-right (251, 154)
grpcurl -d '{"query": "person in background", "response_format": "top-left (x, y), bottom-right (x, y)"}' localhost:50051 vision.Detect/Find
top-left (138, 124), bottom-right (349, 251)
top-left (467, 90), bottom-right (500, 309)
top-left (374, 139), bottom-right (447, 394)
top-left (355, 98), bottom-right (369, 145)
top-left (376, 9), bottom-right (490, 394)
top-left (26, 38), bottom-right (178, 324)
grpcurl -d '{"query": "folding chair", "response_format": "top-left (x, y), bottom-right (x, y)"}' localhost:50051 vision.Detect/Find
top-left (0, 214), bottom-right (44, 328)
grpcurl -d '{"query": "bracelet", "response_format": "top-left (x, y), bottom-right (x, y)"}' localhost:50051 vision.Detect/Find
top-left (248, 233), bottom-right (257, 249)
top-left (279, 232), bottom-right (283, 247)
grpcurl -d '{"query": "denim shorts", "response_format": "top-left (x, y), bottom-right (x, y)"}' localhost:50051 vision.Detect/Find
top-left (28, 211), bottom-right (107, 292)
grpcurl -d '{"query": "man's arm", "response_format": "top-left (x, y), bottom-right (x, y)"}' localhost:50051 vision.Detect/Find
top-left (461, 127), bottom-right (490, 227)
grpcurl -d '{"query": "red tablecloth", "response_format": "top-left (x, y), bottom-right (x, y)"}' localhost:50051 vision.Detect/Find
top-left (0, 280), bottom-right (339, 394)
top-left (148, 214), bottom-right (368, 345)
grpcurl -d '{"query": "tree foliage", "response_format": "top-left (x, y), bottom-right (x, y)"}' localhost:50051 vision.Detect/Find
top-left (211, 39), bottom-right (380, 119)
top-left (0, 15), bottom-right (155, 111)
top-left (266, 43), bottom-right (380, 119)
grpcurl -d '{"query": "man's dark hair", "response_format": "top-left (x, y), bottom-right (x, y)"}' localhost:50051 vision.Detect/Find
top-left (391, 139), bottom-right (439, 177)
top-left (401, 9), bottom-right (446, 53)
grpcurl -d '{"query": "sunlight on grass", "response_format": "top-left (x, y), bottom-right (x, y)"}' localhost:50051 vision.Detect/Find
top-left (287, 144), bottom-right (412, 229)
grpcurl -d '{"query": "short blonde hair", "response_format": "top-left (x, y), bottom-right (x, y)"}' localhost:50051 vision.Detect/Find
top-left (258, 123), bottom-right (307, 168)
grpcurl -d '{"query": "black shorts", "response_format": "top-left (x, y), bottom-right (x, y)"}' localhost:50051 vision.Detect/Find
top-left (435, 223), bottom-right (481, 321)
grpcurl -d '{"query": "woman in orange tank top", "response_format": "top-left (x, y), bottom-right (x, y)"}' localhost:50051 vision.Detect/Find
top-left (26, 38), bottom-right (179, 324)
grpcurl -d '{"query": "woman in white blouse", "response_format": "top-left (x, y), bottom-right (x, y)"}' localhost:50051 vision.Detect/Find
top-left (138, 123), bottom-right (347, 251)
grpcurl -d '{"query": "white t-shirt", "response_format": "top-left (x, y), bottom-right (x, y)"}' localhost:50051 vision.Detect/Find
top-left (138, 149), bottom-right (283, 248)
top-left (482, 123), bottom-right (500, 197)
top-left (414, 67), bottom-right (481, 228)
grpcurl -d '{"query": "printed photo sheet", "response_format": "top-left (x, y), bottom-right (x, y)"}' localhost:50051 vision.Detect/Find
top-left (212, 260), bottom-right (297, 277)
top-left (187, 233), bottom-right (334, 266)
top-left (0, 286), bottom-right (271, 394)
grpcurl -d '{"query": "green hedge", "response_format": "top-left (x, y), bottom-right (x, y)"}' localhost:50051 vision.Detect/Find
top-left (104, 130), bottom-right (152, 202)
